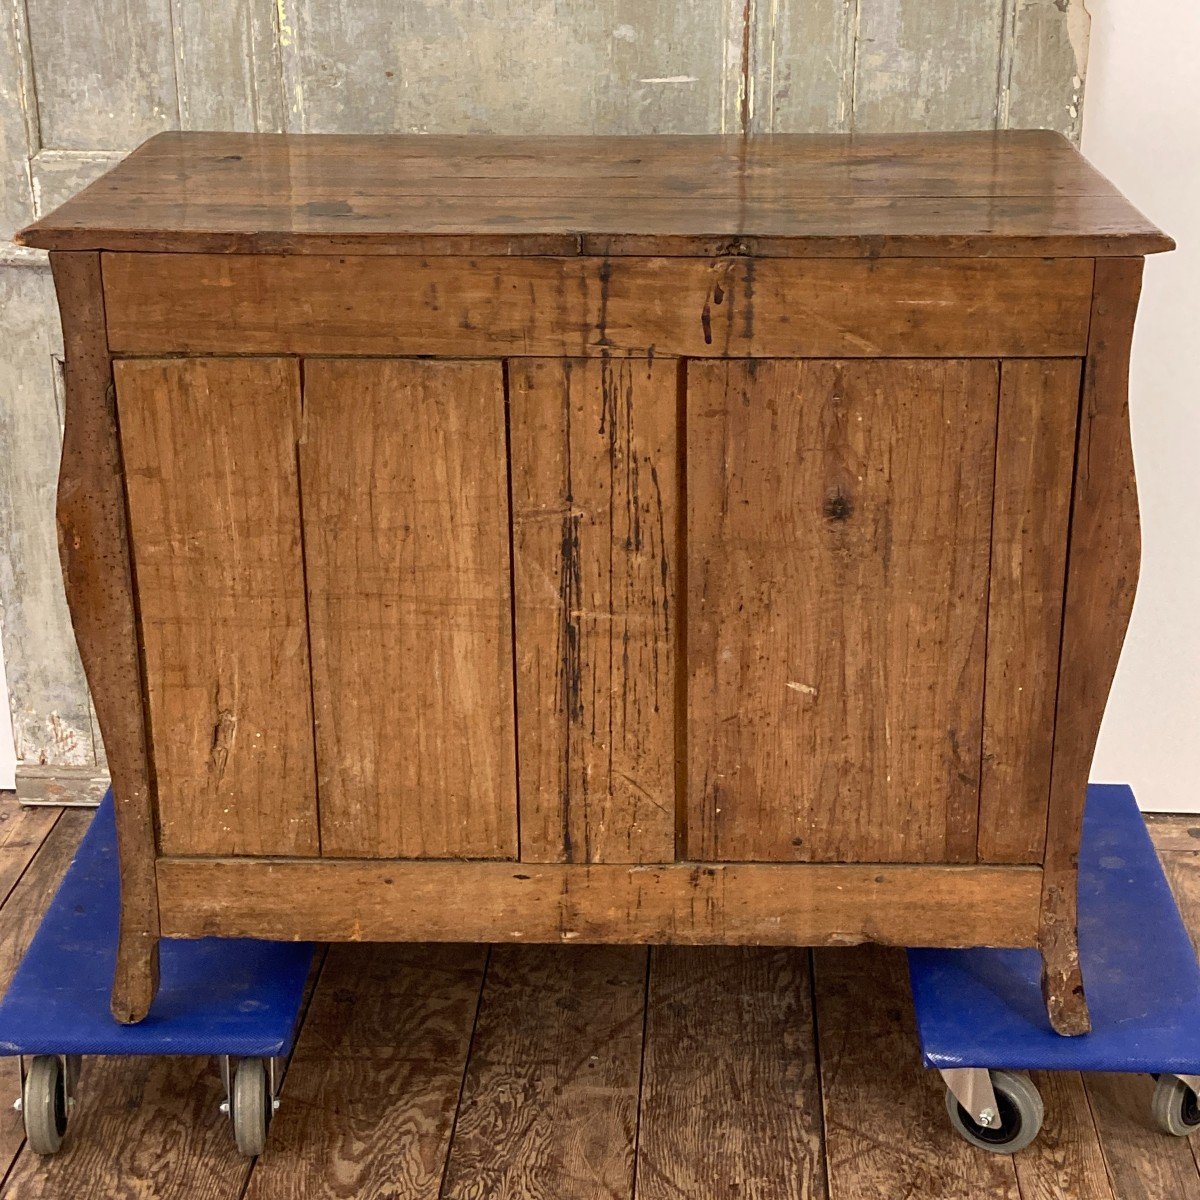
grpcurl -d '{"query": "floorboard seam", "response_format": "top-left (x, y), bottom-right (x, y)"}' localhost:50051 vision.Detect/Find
top-left (436, 944), bottom-right (491, 1199)
top-left (628, 946), bottom-right (653, 1200)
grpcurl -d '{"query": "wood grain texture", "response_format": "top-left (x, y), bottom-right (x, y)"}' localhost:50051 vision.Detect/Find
top-left (100, 252), bottom-right (1095, 359)
top-left (636, 947), bottom-right (825, 1200)
top-left (18, 131), bottom-right (1171, 257)
top-left (1084, 1073), bottom-right (1200, 1200)
top-left (0, 791), bottom-right (59, 905)
top-left (51, 252), bottom-right (159, 1023)
top-left (0, 809), bottom-right (75, 1174)
top-left (441, 945), bottom-right (646, 1200)
top-left (978, 359), bottom-right (1081, 864)
top-left (244, 944), bottom-right (487, 1200)
top-left (156, 857), bottom-right (1042, 948)
top-left (115, 357), bottom-right (317, 858)
top-left (1041, 258), bottom-right (1145, 1036)
top-left (814, 946), bottom-right (1021, 1200)
top-left (300, 359), bottom-right (516, 860)
top-left (1016, 1071), bottom-right (1115, 1200)
top-left (511, 358), bottom-right (676, 864)
top-left (1, 1055), bottom-right (253, 1200)
top-left (687, 359), bottom-right (996, 863)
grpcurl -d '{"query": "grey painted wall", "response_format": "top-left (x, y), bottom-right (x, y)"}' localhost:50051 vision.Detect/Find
top-left (0, 0), bottom-right (1091, 779)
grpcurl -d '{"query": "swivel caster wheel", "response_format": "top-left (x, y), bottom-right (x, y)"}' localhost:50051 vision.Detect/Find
top-left (230, 1057), bottom-right (274, 1157)
top-left (945, 1069), bottom-right (1043, 1154)
top-left (21, 1054), bottom-right (80, 1156)
top-left (1151, 1075), bottom-right (1200, 1137)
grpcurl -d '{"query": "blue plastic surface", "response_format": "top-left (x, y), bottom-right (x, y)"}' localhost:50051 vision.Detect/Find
top-left (0, 791), bottom-right (313, 1057)
top-left (909, 783), bottom-right (1200, 1075)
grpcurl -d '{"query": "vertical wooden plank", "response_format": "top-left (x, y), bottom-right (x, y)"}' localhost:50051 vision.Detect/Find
top-left (115, 356), bottom-right (316, 858)
top-left (636, 947), bottom-right (825, 1200)
top-left (280, 0), bottom-right (738, 135)
top-left (245, 945), bottom-right (486, 1200)
top-left (440, 944), bottom-right (646, 1200)
top-left (53, 252), bottom-right (158, 1023)
top-left (688, 359), bottom-right (996, 864)
top-left (1041, 258), bottom-right (1144, 1036)
top-left (1003, 0), bottom-right (1090, 143)
top-left (978, 359), bottom-right (1080, 864)
top-left (746, 0), bottom-right (856, 133)
top-left (1015, 1071), bottom-right (1116, 1200)
top-left (510, 358), bottom-right (677, 865)
top-left (852, 0), bottom-right (1006, 133)
top-left (169, 0), bottom-right (286, 132)
top-left (0, 263), bottom-right (95, 767)
top-left (1085, 1073), bottom-right (1200, 1200)
top-left (23, 0), bottom-right (177, 149)
top-left (301, 358), bottom-right (516, 860)
top-left (815, 946), bottom-right (1020, 1200)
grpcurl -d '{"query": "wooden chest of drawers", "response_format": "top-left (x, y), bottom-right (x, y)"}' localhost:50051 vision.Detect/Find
top-left (16, 130), bottom-right (1172, 1033)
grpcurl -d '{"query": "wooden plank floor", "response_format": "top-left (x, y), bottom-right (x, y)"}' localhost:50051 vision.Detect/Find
top-left (2, 796), bottom-right (1200, 1198)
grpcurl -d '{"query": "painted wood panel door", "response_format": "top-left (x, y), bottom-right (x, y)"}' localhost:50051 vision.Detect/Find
top-left (115, 357), bottom-right (317, 857)
top-left (687, 359), bottom-right (1003, 865)
top-left (300, 358), bottom-right (517, 859)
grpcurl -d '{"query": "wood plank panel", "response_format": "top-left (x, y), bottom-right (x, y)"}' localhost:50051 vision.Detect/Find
top-left (245, 945), bottom-right (486, 1200)
top-left (300, 359), bottom-right (516, 860)
top-left (978, 360), bottom-right (1080, 863)
top-left (636, 947), bottom-right (824, 1200)
top-left (687, 359), bottom-right (997, 863)
top-left (441, 945), bottom-right (646, 1199)
top-left (115, 357), bottom-right (316, 858)
top-left (156, 858), bottom-right (1043, 948)
top-left (100, 253), bottom-right (1096, 359)
top-left (511, 358), bottom-right (676, 864)
top-left (815, 946), bottom-right (1020, 1200)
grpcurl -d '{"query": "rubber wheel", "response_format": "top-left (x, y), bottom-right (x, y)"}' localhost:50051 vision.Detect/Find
top-left (945, 1070), bottom-right (1043, 1155)
top-left (1151, 1075), bottom-right (1200, 1137)
top-left (231, 1058), bottom-right (272, 1157)
top-left (23, 1055), bottom-right (68, 1155)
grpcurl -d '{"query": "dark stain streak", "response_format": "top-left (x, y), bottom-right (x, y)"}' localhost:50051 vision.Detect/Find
top-left (596, 259), bottom-right (613, 348)
top-left (558, 361), bottom-right (582, 861)
top-left (701, 298), bottom-right (714, 346)
top-left (742, 256), bottom-right (756, 341)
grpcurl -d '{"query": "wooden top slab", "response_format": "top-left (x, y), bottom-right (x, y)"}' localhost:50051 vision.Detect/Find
top-left (15, 130), bottom-right (1172, 258)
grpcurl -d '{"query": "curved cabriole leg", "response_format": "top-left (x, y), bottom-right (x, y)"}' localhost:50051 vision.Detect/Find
top-left (1041, 257), bottom-right (1145, 1037)
top-left (52, 252), bottom-right (161, 1023)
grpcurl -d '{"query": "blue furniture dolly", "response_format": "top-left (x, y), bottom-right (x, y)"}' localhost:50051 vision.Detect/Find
top-left (910, 783), bottom-right (1200, 1153)
top-left (0, 791), bottom-right (313, 1155)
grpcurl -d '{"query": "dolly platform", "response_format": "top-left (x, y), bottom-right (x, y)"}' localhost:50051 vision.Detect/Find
top-left (910, 783), bottom-right (1200, 1153)
top-left (0, 791), bottom-right (313, 1155)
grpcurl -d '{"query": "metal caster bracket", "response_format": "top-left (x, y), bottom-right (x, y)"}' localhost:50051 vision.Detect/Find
top-left (12, 1053), bottom-right (79, 1115)
top-left (218, 1054), bottom-right (285, 1116)
top-left (940, 1066), bottom-right (1001, 1129)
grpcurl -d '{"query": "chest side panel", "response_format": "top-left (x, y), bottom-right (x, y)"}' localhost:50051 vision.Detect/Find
top-left (114, 357), bottom-right (317, 857)
top-left (687, 358), bottom-right (999, 864)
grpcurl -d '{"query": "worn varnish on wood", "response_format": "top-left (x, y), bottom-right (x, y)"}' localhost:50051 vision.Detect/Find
top-left (17, 131), bottom-right (1171, 1033)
